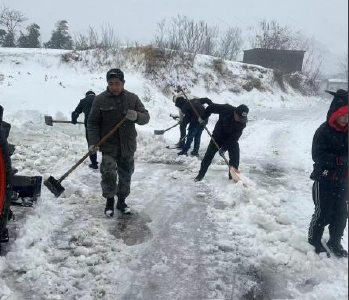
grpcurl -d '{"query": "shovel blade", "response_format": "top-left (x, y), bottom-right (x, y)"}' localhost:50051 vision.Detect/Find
top-left (44, 176), bottom-right (65, 198)
top-left (154, 130), bottom-right (165, 135)
top-left (45, 116), bottom-right (53, 126)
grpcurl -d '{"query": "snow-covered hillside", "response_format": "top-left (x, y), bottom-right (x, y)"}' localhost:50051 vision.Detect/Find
top-left (0, 48), bottom-right (347, 300)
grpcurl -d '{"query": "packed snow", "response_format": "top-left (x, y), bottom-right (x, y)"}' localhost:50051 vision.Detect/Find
top-left (0, 48), bottom-right (347, 300)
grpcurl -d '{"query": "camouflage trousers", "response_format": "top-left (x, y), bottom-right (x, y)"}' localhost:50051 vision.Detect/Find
top-left (100, 153), bottom-right (135, 200)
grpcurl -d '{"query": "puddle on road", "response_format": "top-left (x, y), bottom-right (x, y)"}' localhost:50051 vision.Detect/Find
top-left (111, 212), bottom-right (153, 246)
top-left (238, 266), bottom-right (294, 300)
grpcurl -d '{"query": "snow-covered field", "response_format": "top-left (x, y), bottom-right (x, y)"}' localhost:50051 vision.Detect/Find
top-left (0, 48), bottom-right (347, 300)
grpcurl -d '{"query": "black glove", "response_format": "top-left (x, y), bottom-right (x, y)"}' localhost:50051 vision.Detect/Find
top-left (71, 112), bottom-right (78, 124)
top-left (170, 114), bottom-right (179, 120)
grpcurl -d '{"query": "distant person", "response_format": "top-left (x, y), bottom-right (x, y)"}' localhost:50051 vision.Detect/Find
top-left (308, 89), bottom-right (348, 258)
top-left (72, 90), bottom-right (98, 169)
top-left (172, 88), bottom-right (190, 149)
top-left (88, 69), bottom-right (150, 216)
top-left (195, 104), bottom-right (249, 182)
top-left (175, 96), bottom-right (213, 156)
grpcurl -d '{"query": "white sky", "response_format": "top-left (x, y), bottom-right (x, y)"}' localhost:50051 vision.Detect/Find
top-left (2, 0), bottom-right (348, 74)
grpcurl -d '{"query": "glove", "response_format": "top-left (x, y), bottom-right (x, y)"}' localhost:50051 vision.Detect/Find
top-left (219, 147), bottom-right (227, 157)
top-left (89, 145), bottom-right (99, 154)
top-left (198, 117), bottom-right (205, 125)
top-left (170, 114), bottom-right (179, 120)
top-left (71, 112), bottom-right (79, 124)
top-left (126, 109), bottom-right (138, 122)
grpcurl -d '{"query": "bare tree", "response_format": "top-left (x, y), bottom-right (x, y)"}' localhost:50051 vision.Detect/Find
top-left (250, 20), bottom-right (297, 50)
top-left (294, 34), bottom-right (324, 93)
top-left (153, 15), bottom-right (218, 57)
top-left (339, 52), bottom-right (348, 81)
top-left (74, 26), bottom-right (99, 50)
top-left (216, 27), bottom-right (244, 61)
top-left (0, 6), bottom-right (27, 46)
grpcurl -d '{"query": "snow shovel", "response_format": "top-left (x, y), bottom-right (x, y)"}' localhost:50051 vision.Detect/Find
top-left (45, 115), bottom-right (83, 126)
top-left (154, 122), bottom-right (180, 135)
top-left (179, 87), bottom-right (247, 188)
top-left (44, 118), bottom-right (127, 197)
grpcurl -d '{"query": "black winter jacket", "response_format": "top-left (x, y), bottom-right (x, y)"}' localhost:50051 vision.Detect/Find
top-left (310, 95), bottom-right (348, 184)
top-left (175, 97), bottom-right (213, 131)
top-left (72, 94), bottom-right (96, 127)
top-left (202, 104), bottom-right (246, 149)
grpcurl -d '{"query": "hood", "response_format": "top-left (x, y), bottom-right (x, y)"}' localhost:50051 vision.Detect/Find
top-left (326, 89), bottom-right (348, 132)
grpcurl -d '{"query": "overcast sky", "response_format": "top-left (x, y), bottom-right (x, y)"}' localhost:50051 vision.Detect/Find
top-left (3, 0), bottom-right (348, 74)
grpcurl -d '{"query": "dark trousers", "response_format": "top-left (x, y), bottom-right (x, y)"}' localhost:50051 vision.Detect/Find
top-left (85, 129), bottom-right (97, 165)
top-left (308, 180), bottom-right (348, 243)
top-left (198, 140), bottom-right (240, 178)
top-left (100, 153), bottom-right (135, 200)
top-left (182, 124), bottom-right (204, 153)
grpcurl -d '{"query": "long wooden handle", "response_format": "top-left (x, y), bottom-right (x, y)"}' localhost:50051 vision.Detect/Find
top-left (58, 118), bottom-right (127, 183)
top-left (164, 122), bottom-right (180, 133)
top-left (54, 120), bottom-right (84, 125)
top-left (179, 88), bottom-right (243, 184)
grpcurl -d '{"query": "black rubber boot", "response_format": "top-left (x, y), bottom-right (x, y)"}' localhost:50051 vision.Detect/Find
top-left (194, 173), bottom-right (204, 182)
top-left (117, 198), bottom-right (132, 215)
top-left (327, 238), bottom-right (348, 258)
top-left (308, 239), bottom-right (330, 257)
top-left (191, 150), bottom-right (199, 157)
top-left (104, 197), bottom-right (115, 217)
top-left (177, 150), bottom-right (188, 156)
top-left (89, 163), bottom-right (98, 170)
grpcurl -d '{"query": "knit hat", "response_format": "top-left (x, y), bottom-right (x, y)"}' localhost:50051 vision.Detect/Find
top-left (85, 90), bottom-right (96, 96)
top-left (106, 68), bottom-right (124, 81)
top-left (236, 104), bottom-right (249, 123)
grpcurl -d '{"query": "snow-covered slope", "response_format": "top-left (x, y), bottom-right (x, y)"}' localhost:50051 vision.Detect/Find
top-left (0, 48), bottom-right (347, 300)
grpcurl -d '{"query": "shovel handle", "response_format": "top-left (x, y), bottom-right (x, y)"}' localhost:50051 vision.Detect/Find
top-left (58, 118), bottom-right (127, 183)
top-left (54, 120), bottom-right (84, 125)
top-left (163, 122), bottom-right (180, 133)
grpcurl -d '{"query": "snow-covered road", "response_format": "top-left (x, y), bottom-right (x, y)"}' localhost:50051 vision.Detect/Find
top-left (0, 103), bottom-right (347, 300)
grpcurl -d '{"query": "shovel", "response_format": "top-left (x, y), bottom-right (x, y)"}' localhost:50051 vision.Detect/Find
top-left (154, 122), bottom-right (180, 135)
top-left (45, 115), bottom-right (83, 126)
top-left (179, 87), bottom-right (247, 188)
top-left (44, 118), bottom-right (127, 197)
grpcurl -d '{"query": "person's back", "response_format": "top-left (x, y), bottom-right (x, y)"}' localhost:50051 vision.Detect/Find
top-left (72, 91), bottom-right (96, 127)
top-left (202, 103), bottom-right (247, 144)
top-left (71, 90), bottom-right (98, 169)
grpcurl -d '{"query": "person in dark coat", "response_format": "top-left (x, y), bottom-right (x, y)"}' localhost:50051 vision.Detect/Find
top-left (88, 69), bottom-right (150, 216)
top-left (195, 104), bottom-right (249, 182)
top-left (72, 90), bottom-right (98, 169)
top-left (308, 89), bottom-right (348, 257)
top-left (175, 96), bottom-right (213, 156)
top-left (0, 105), bottom-right (12, 245)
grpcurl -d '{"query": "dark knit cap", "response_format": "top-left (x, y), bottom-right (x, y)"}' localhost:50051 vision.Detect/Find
top-left (236, 104), bottom-right (249, 123)
top-left (85, 90), bottom-right (95, 96)
top-left (106, 68), bottom-right (124, 81)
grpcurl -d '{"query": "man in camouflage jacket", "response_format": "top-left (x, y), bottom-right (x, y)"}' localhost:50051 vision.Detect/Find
top-left (88, 69), bottom-right (150, 216)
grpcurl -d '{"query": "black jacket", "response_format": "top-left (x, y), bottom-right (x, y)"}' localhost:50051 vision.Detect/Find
top-left (0, 105), bottom-right (13, 235)
top-left (72, 94), bottom-right (96, 127)
top-left (310, 95), bottom-right (348, 184)
top-left (202, 104), bottom-right (246, 149)
top-left (175, 97), bottom-right (213, 130)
